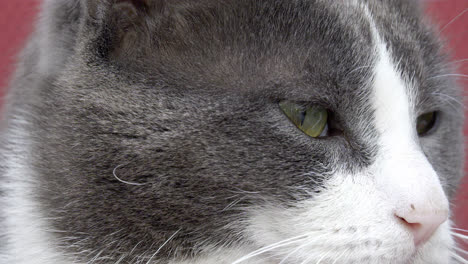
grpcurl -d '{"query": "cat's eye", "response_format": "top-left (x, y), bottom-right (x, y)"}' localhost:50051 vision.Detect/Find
top-left (416, 112), bottom-right (437, 136)
top-left (279, 101), bottom-right (328, 138)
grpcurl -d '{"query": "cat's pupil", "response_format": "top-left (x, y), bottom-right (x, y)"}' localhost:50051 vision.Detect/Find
top-left (300, 111), bottom-right (306, 125)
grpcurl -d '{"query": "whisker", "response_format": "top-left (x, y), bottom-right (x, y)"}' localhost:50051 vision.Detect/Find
top-left (299, 253), bottom-right (316, 264)
top-left (88, 249), bottom-right (105, 264)
top-left (453, 232), bottom-right (468, 241)
top-left (231, 234), bottom-right (310, 264)
top-left (345, 65), bottom-right (373, 78)
top-left (229, 188), bottom-right (260, 195)
top-left (113, 164), bottom-right (147, 186)
top-left (311, 248), bottom-right (333, 264)
top-left (445, 58), bottom-right (468, 65)
top-left (222, 197), bottom-right (244, 212)
top-left (439, 8), bottom-right (468, 33)
top-left (430, 92), bottom-right (466, 110)
top-left (145, 229), bottom-right (180, 264)
top-left (455, 246), bottom-right (468, 256)
top-left (232, 239), bottom-right (307, 264)
top-left (428, 74), bottom-right (468, 80)
top-left (278, 234), bottom-right (328, 264)
top-left (452, 228), bottom-right (468, 234)
top-left (129, 241), bottom-right (144, 256)
top-left (331, 249), bottom-right (348, 264)
top-left (452, 252), bottom-right (468, 264)
top-left (114, 254), bottom-right (127, 264)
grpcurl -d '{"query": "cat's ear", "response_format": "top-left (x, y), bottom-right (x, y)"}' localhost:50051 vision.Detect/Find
top-left (82, 0), bottom-right (164, 60)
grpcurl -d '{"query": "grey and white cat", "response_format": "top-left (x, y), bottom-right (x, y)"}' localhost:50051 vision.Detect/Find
top-left (1, 0), bottom-right (465, 263)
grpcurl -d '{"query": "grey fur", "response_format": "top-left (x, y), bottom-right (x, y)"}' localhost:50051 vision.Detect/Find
top-left (1, 0), bottom-right (464, 263)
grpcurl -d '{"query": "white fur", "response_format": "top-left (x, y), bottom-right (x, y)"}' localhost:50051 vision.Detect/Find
top-left (241, 176), bottom-right (453, 263)
top-left (371, 40), bottom-right (449, 237)
top-left (1, 115), bottom-right (75, 263)
top-left (367, 7), bottom-right (449, 227)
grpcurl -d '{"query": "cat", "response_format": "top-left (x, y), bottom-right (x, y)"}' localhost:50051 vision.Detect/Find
top-left (0, 0), bottom-right (465, 263)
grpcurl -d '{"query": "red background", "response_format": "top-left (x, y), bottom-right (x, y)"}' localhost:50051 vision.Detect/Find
top-left (1, 0), bottom-right (467, 252)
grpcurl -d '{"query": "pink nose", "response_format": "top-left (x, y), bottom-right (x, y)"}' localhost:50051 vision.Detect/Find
top-left (395, 205), bottom-right (448, 247)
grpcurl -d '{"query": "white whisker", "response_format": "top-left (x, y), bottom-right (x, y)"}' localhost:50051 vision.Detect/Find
top-left (439, 8), bottom-right (468, 33)
top-left (455, 247), bottom-right (468, 256)
top-left (445, 58), bottom-right (468, 66)
top-left (231, 234), bottom-right (310, 264)
top-left (113, 164), bottom-right (147, 186)
top-left (114, 254), bottom-right (127, 264)
top-left (279, 234), bottom-right (328, 264)
top-left (452, 228), bottom-right (468, 233)
top-left (345, 65), bottom-right (372, 78)
top-left (452, 252), bottom-right (468, 264)
top-left (428, 73), bottom-right (468, 80)
top-left (129, 240), bottom-right (144, 257)
top-left (452, 232), bottom-right (468, 241)
top-left (145, 229), bottom-right (181, 264)
top-left (331, 249), bottom-right (347, 264)
top-left (222, 197), bottom-right (245, 211)
top-left (312, 248), bottom-right (333, 264)
top-left (87, 249), bottom-right (105, 264)
top-left (430, 92), bottom-right (466, 110)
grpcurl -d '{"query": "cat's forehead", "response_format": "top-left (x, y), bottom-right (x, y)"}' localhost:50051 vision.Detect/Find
top-left (72, 0), bottom-right (458, 118)
top-left (106, 0), bottom-right (450, 105)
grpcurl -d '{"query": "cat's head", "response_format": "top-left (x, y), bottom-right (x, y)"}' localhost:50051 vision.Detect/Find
top-left (33, 0), bottom-right (464, 263)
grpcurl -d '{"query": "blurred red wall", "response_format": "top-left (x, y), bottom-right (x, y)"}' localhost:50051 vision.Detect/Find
top-left (0, 1), bottom-right (39, 96)
top-left (1, 0), bottom-right (467, 253)
top-left (425, 1), bottom-right (468, 252)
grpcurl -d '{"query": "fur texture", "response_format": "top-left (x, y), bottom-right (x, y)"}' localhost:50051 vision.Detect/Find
top-left (0, 0), bottom-right (464, 263)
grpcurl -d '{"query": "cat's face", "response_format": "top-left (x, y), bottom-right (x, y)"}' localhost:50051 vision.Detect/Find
top-left (15, 0), bottom-right (464, 263)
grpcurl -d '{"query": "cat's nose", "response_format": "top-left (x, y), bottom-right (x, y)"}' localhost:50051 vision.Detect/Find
top-left (394, 203), bottom-right (448, 247)
top-left (375, 146), bottom-right (450, 248)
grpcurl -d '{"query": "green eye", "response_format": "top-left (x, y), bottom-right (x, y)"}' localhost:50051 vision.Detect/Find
top-left (279, 101), bottom-right (328, 138)
top-left (416, 112), bottom-right (437, 135)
